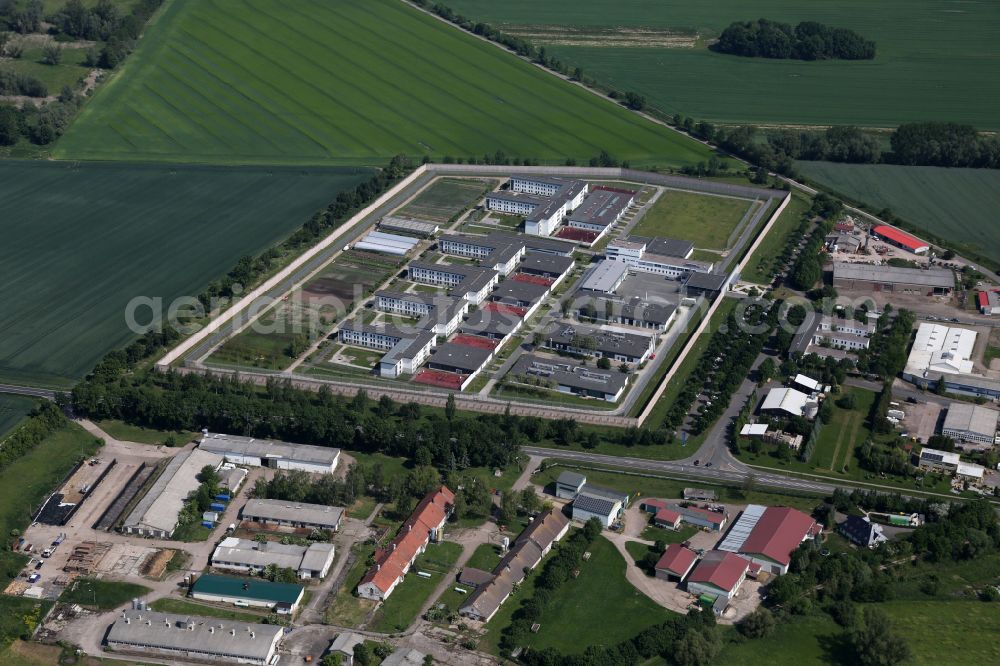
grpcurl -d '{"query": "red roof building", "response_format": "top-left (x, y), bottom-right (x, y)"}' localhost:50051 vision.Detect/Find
top-left (357, 486), bottom-right (454, 601)
top-left (871, 224), bottom-right (930, 254)
top-left (738, 506), bottom-right (820, 575)
top-left (639, 499), bottom-right (669, 513)
top-left (686, 551), bottom-right (749, 603)
top-left (654, 508), bottom-right (681, 529)
top-left (655, 544), bottom-right (698, 581)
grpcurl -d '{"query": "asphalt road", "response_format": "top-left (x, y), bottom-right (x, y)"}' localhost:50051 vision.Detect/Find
top-left (0, 383), bottom-right (57, 400)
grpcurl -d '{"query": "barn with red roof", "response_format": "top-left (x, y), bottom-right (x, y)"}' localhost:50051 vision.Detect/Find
top-left (871, 224), bottom-right (930, 254)
top-left (718, 505), bottom-right (821, 575)
top-left (357, 486), bottom-right (454, 601)
top-left (655, 544), bottom-right (698, 581)
top-left (686, 551), bottom-right (749, 610)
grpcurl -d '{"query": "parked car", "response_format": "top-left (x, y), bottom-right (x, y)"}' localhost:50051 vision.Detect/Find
top-left (27, 573), bottom-right (40, 583)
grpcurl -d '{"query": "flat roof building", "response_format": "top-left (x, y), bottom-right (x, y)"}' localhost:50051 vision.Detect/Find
top-left (683, 271), bottom-right (730, 298)
top-left (941, 403), bottom-right (1000, 446)
top-left (577, 295), bottom-right (676, 331)
top-left (200, 433), bottom-right (340, 474)
top-left (191, 574), bottom-right (304, 613)
top-left (904, 323), bottom-right (977, 378)
top-left (917, 447), bottom-right (960, 473)
top-left (579, 260), bottom-right (630, 294)
top-left (606, 236), bottom-right (711, 279)
top-left (509, 354), bottom-right (628, 402)
top-left (832, 262), bottom-right (953, 294)
top-left (567, 189), bottom-right (633, 236)
top-left (871, 224), bottom-right (930, 254)
top-left (382, 649), bottom-right (428, 666)
top-left (490, 279), bottom-right (549, 307)
top-left (241, 498), bottom-right (344, 532)
top-left (211, 537), bottom-right (336, 579)
top-left (554, 471), bottom-right (587, 499)
top-left (761, 387), bottom-right (817, 419)
top-left (460, 309), bottom-right (521, 340)
top-left (105, 610), bottom-right (283, 665)
top-left (122, 449), bottom-right (223, 539)
top-left (426, 342), bottom-right (493, 376)
top-left (519, 251), bottom-right (574, 279)
top-left (379, 216), bottom-right (439, 237)
top-left (542, 323), bottom-right (654, 365)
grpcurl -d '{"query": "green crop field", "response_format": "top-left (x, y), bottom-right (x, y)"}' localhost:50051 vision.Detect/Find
top-left (630, 189), bottom-right (754, 250)
top-left (796, 161), bottom-right (1000, 269)
top-left (399, 177), bottom-right (495, 223)
top-left (0, 161), bottom-right (370, 387)
top-left (447, 0), bottom-right (1000, 129)
top-left (0, 395), bottom-right (37, 439)
top-left (54, 0), bottom-right (715, 167)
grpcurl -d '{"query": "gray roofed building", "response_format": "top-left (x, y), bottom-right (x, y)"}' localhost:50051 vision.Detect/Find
top-left (941, 402), bottom-right (1000, 446)
top-left (490, 279), bottom-right (549, 307)
top-left (458, 567), bottom-right (494, 587)
top-left (579, 483), bottom-right (630, 505)
top-left (379, 216), bottom-right (439, 237)
top-left (832, 262), bottom-right (954, 292)
top-left (328, 632), bottom-right (365, 665)
top-left (122, 449), bottom-right (224, 539)
top-left (509, 354), bottom-right (628, 402)
top-left (241, 499), bottom-right (344, 531)
top-left (543, 323), bottom-right (654, 364)
top-left (684, 272), bottom-right (730, 296)
top-left (199, 433), bottom-right (340, 474)
top-left (519, 251), bottom-right (574, 278)
top-left (485, 190), bottom-right (546, 208)
top-left (579, 260), bottom-right (630, 293)
top-left (633, 236), bottom-right (695, 259)
top-left (460, 309), bottom-right (521, 339)
top-left (555, 470), bottom-right (587, 499)
top-left (427, 342), bottom-right (493, 374)
top-left (578, 295), bottom-right (676, 330)
top-left (211, 537), bottom-right (336, 579)
top-left (381, 330), bottom-right (437, 366)
top-left (381, 648), bottom-right (428, 666)
top-left (572, 493), bottom-right (619, 521)
top-left (105, 610), bottom-right (283, 665)
top-left (488, 231), bottom-right (575, 256)
top-left (568, 189), bottom-right (633, 228)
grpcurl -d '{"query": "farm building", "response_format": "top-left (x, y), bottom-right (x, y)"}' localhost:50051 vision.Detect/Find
top-left (357, 487), bottom-right (454, 601)
top-left (460, 508), bottom-right (569, 622)
top-left (508, 354), bottom-right (629, 402)
top-left (717, 505), bottom-right (820, 575)
top-left (606, 236), bottom-right (712, 278)
top-left (832, 262), bottom-right (953, 295)
top-left (941, 403), bottom-right (1000, 446)
top-left (105, 610), bottom-right (283, 665)
top-left (354, 230), bottom-right (419, 256)
top-left (838, 516), bottom-right (887, 549)
top-left (655, 544), bottom-right (699, 581)
top-left (686, 551), bottom-right (749, 613)
top-left (241, 499), bottom-right (344, 532)
top-left (121, 449), bottom-right (223, 539)
top-left (571, 485), bottom-right (629, 527)
top-left (199, 433), bottom-right (340, 474)
top-left (542, 323), bottom-right (654, 365)
top-left (379, 216), bottom-right (439, 237)
top-left (579, 260), bottom-right (630, 294)
top-left (760, 387), bottom-right (817, 419)
top-left (684, 488), bottom-right (717, 501)
top-left (653, 507), bottom-right (682, 529)
top-left (870, 224), bottom-right (930, 254)
top-left (903, 323), bottom-right (977, 378)
top-left (667, 504), bottom-right (727, 532)
top-left (191, 574), bottom-right (304, 613)
top-left (554, 471), bottom-right (587, 499)
top-left (683, 272), bottom-right (730, 298)
top-left (327, 632), bottom-right (365, 666)
top-left (211, 537), bottom-right (336, 579)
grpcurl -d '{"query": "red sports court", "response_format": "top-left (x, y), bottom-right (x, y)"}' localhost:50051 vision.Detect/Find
top-left (593, 185), bottom-right (637, 195)
top-left (451, 334), bottom-right (498, 350)
top-left (484, 302), bottom-right (527, 318)
top-left (555, 227), bottom-right (599, 243)
top-left (511, 273), bottom-right (554, 287)
top-left (413, 368), bottom-right (465, 389)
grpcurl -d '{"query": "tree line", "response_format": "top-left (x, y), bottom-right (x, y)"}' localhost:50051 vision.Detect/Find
top-left (714, 19), bottom-right (876, 61)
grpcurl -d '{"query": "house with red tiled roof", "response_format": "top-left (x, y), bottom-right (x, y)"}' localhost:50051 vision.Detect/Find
top-left (686, 551), bottom-right (749, 611)
top-left (735, 506), bottom-right (820, 575)
top-left (654, 544), bottom-right (698, 581)
top-left (357, 486), bottom-right (454, 601)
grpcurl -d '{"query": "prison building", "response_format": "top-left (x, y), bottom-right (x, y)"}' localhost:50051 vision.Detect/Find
top-left (566, 189), bottom-right (634, 239)
top-left (509, 354), bottom-right (628, 402)
top-left (408, 262), bottom-right (499, 305)
top-left (606, 236), bottom-right (712, 278)
top-left (379, 330), bottom-right (437, 378)
top-left (509, 175), bottom-right (574, 197)
top-left (832, 262), bottom-right (953, 295)
top-left (577, 296), bottom-right (676, 331)
top-left (426, 342), bottom-right (493, 378)
top-left (460, 309), bottom-right (522, 341)
top-left (241, 498), bottom-right (344, 531)
top-left (490, 279), bottom-right (550, 308)
top-left (683, 272), bottom-right (731, 298)
top-left (199, 434), bottom-right (340, 474)
top-left (438, 233), bottom-right (525, 275)
top-left (542, 324), bottom-right (654, 365)
top-left (518, 251), bottom-right (574, 282)
top-left (105, 610), bottom-right (284, 665)
top-left (525, 181), bottom-right (588, 236)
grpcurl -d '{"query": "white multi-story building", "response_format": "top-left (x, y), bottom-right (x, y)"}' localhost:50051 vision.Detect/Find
top-left (408, 262), bottom-right (499, 305)
top-left (510, 175), bottom-right (570, 197)
top-left (438, 234), bottom-right (525, 275)
top-left (485, 192), bottom-right (542, 216)
top-left (485, 178), bottom-right (588, 237)
top-left (606, 237), bottom-right (713, 278)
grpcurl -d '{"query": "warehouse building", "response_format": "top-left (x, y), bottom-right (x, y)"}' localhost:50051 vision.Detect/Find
top-left (717, 505), bottom-right (820, 575)
top-left (903, 323), bottom-right (977, 379)
top-left (554, 471), bottom-right (587, 499)
top-left (832, 262), bottom-right (953, 295)
top-left (760, 387), bottom-right (818, 419)
top-left (211, 537), bottom-right (336, 579)
top-left (354, 230), bottom-right (419, 256)
top-left (571, 484), bottom-right (629, 527)
top-left (358, 487), bottom-right (454, 601)
top-left (978, 290), bottom-right (1000, 316)
top-left (870, 224), bottom-right (930, 254)
top-left (542, 324), bottom-right (654, 365)
top-left (105, 610), bottom-right (283, 665)
top-left (941, 403), bottom-right (1000, 446)
top-left (122, 449), bottom-right (223, 539)
top-left (241, 498), bottom-right (344, 531)
top-left (508, 354), bottom-right (629, 402)
top-left (199, 433), bottom-right (340, 474)
top-left (459, 508), bottom-right (569, 622)
top-left (191, 574), bottom-right (304, 614)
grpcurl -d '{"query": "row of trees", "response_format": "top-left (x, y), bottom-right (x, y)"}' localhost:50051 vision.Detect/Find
top-left (0, 402), bottom-right (66, 472)
top-left (714, 19), bottom-right (876, 60)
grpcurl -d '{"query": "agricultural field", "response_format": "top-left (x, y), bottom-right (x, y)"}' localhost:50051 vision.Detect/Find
top-left (54, 0), bottom-right (716, 167)
top-left (447, 0), bottom-right (1000, 129)
top-left (0, 161), bottom-right (369, 387)
top-left (398, 177), bottom-right (495, 223)
top-left (0, 395), bottom-right (36, 439)
top-left (209, 249), bottom-right (402, 370)
top-left (630, 189), bottom-right (756, 250)
top-left (796, 162), bottom-right (1000, 269)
